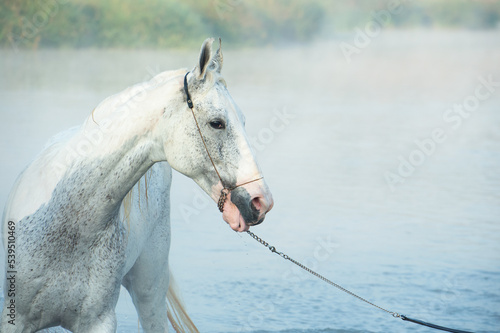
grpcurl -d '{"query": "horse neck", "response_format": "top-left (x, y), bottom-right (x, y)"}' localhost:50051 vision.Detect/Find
top-left (58, 74), bottom-right (181, 230)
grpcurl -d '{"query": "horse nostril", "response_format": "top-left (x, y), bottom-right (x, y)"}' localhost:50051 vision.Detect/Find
top-left (247, 217), bottom-right (264, 226)
top-left (251, 197), bottom-right (262, 212)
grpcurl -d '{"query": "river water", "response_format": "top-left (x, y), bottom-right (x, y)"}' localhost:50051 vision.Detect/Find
top-left (0, 31), bottom-right (499, 332)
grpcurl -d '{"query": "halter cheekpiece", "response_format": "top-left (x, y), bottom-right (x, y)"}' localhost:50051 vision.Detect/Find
top-left (183, 72), bottom-right (263, 214)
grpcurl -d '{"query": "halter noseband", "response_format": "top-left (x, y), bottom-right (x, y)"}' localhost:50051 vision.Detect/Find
top-left (183, 72), bottom-right (263, 213)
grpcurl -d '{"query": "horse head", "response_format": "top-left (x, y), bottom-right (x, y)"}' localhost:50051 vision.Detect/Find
top-left (161, 38), bottom-right (273, 231)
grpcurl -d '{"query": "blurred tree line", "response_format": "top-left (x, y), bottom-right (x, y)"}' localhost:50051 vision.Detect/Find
top-left (1, 0), bottom-right (499, 50)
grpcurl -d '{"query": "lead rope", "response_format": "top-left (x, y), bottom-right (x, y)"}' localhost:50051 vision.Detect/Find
top-left (184, 72), bottom-right (262, 212)
top-left (246, 230), bottom-right (475, 333)
top-left (185, 72), bottom-right (473, 333)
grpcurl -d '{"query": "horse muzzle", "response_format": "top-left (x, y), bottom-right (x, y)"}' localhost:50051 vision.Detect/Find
top-left (235, 186), bottom-right (273, 227)
top-left (221, 185), bottom-right (273, 232)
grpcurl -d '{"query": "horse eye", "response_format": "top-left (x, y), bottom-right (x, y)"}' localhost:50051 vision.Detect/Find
top-left (209, 120), bottom-right (225, 130)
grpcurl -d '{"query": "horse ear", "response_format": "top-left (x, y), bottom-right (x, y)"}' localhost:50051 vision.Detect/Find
top-left (196, 37), bottom-right (214, 79)
top-left (212, 38), bottom-right (223, 74)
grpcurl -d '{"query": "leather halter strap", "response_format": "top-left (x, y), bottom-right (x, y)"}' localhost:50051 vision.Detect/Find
top-left (183, 72), bottom-right (263, 212)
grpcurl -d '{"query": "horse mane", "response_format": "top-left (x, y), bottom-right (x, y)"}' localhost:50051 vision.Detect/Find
top-left (91, 68), bottom-right (186, 122)
top-left (122, 170), bottom-right (151, 231)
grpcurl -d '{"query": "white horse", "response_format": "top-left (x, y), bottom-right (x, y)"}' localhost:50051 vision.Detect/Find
top-left (1, 38), bottom-right (273, 333)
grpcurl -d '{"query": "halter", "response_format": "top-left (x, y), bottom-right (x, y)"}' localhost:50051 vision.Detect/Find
top-left (183, 72), bottom-right (263, 213)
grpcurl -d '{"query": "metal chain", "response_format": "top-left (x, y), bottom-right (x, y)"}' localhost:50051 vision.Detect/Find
top-left (246, 231), bottom-right (476, 333)
top-left (246, 230), bottom-right (401, 318)
top-left (184, 72), bottom-right (473, 333)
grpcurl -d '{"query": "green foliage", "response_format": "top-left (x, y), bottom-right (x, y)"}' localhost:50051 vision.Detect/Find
top-left (1, 0), bottom-right (499, 50)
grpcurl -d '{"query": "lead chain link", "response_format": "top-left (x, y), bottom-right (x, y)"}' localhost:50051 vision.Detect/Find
top-left (246, 230), bottom-right (400, 318)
